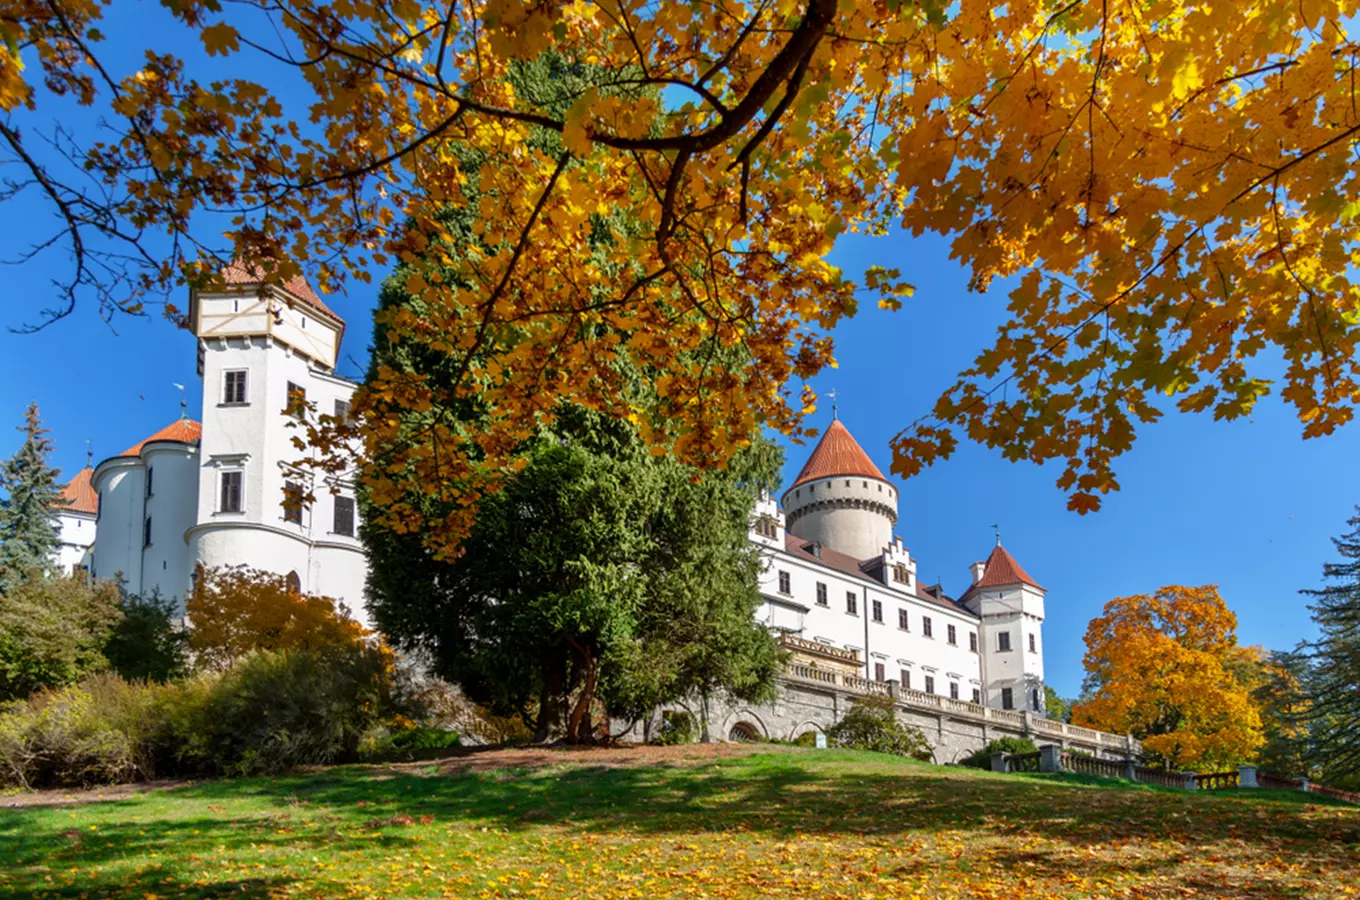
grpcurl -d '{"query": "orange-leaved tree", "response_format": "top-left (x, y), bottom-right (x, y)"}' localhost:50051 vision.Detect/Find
top-left (186, 565), bottom-right (370, 670)
top-left (1072, 585), bottom-right (1265, 771)
top-left (6, 1), bottom-right (1360, 554)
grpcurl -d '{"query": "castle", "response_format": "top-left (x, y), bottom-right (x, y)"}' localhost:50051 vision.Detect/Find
top-left (51, 273), bottom-right (1049, 720)
top-left (53, 266), bottom-right (368, 620)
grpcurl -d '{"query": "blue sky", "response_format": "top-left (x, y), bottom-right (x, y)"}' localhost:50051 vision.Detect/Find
top-left (3, 10), bottom-right (1358, 698)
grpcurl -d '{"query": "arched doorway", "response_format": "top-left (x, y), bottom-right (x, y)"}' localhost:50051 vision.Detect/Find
top-left (728, 721), bottom-right (759, 742)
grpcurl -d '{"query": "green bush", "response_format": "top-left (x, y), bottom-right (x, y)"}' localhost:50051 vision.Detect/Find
top-left (655, 709), bottom-right (698, 745)
top-left (0, 645), bottom-right (395, 788)
top-left (792, 731), bottom-right (820, 747)
top-left (958, 736), bottom-right (1038, 770)
top-left (826, 696), bottom-right (933, 761)
top-left (360, 725), bottom-right (461, 760)
top-left (104, 590), bottom-right (189, 683)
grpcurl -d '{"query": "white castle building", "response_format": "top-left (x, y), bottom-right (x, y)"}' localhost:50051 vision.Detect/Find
top-left (54, 266), bottom-right (368, 619)
top-left (749, 418), bottom-right (1047, 713)
top-left (50, 271), bottom-right (1047, 717)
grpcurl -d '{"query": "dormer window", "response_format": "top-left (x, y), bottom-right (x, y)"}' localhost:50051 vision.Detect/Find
top-left (754, 516), bottom-right (778, 539)
top-left (891, 563), bottom-right (909, 584)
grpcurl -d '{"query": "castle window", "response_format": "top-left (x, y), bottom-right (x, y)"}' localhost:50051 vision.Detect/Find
top-left (301, 315), bottom-right (307, 329)
top-left (142, 516), bottom-right (152, 548)
top-left (815, 582), bottom-right (827, 606)
top-left (96, 491), bottom-right (101, 523)
top-left (283, 481), bottom-right (304, 524)
top-left (924, 675), bottom-right (935, 695)
top-left (1031, 689), bottom-right (1041, 711)
top-left (777, 570), bottom-right (790, 594)
top-left (845, 480), bottom-right (850, 487)
top-left (969, 632), bottom-right (978, 653)
top-left (755, 516), bottom-right (778, 539)
top-left (334, 399), bottom-right (351, 422)
top-left (145, 466), bottom-right (154, 498)
top-left (223, 369), bottom-right (248, 404)
top-left (286, 381), bottom-right (306, 418)
top-left (285, 570), bottom-right (301, 594)
top-left (947, 624), bottom-right (957, 646)
top-left (891, 563), bottom-right (908, 584)
top-left (845, 592), bottom-right (858, 616)
top-left (862, 481), bottom-right (868, 488)
top-left (900, 669), bottom-right (910, 689)
top-left (949, 682), bottom-right (959, 700)
top-left (972, 688), bottom-right (981, 704)
top-left (922, 616), bottom-right (933, 638)
top-left (871, 600), bottom-right (883, 623)
top-left (333, 496), bottom-right (355, 537)
top-left (998, 631), bottom-right (1012, 652)
top-left (1029, 633), bottom-right (1037, 653)
top-left (1001, 687), bottom-right (1014, 710)
top-left (874, 663), bottom-right (885, 682)
top-left (898, 609), bottom-right (909, 631)
top-left (220, 471), bottom-right (243, 513)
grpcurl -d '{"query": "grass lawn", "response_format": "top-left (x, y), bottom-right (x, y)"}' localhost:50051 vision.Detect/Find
top-left (2, 744), bottom-right (1358, 899)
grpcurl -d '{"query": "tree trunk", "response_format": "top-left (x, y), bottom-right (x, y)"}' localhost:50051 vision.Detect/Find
top-left (534, 660), bottom-right (564, 742)
top-left (699, 689), bottom-right (712, 743)
top-left (565, 649), bottom-right (597, 743)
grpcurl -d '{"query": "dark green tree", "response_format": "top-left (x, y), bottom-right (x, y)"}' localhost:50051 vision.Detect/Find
top-left (367, 406), bottom-right (783, 743)
top-left (0, 403), bottom-right (67, 593)
top-left (1299, 509), bottom-right (1360, 781)
top-left (103, 589), bottom-right (190, 683)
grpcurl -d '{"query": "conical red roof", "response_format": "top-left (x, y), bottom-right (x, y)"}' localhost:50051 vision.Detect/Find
top-left (789, 420), bottom-right (888, 488)
top-left (974, 544), bottom-right (1042, 590)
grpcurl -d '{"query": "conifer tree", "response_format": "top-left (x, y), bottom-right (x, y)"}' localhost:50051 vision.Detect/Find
top-left (0, 403), bottom-right (67, 594)
top-left (1300, 510), bottom-right (1360, 781)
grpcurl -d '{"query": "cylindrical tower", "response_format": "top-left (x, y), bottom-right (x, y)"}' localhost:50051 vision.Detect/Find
top-left (780, 420), bottom-right (899, 560)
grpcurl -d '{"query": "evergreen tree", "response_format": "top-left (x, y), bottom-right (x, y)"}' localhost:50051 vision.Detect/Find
top-left (0, 403), bottom-right (67, 594)
top-left (1300, 509), bottom-right (1360, 780)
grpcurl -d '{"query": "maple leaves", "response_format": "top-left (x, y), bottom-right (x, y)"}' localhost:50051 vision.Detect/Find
top-left (3, 0), bottom-right (1360, 548)
top-left (1072, 585), bottom-right (1267, 771)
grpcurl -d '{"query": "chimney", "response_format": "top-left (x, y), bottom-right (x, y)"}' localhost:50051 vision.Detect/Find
top-left (970, 560), bottom-right (987, 585)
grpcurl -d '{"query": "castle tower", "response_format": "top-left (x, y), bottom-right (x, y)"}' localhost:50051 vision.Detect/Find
top-left (184, 264), bottom-right (367, 621)
top-left (959, 543), bottom-right (1046, 713)
top-left (779, 419), bottom-right (899, 560)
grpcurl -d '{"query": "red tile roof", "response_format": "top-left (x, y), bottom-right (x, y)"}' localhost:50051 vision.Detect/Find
top-left (789, 420), bottom-right (888, 489)
top-left (59, 467), bottom-right (98, 515)
top-left (118, 419), bottom-right (202, 458)
top-left (959, 545), bottom-right (1043, 603)
top-left (781, 534), bottom-right (977, 617)
top-left (220, 260), bottom-right (336, 318)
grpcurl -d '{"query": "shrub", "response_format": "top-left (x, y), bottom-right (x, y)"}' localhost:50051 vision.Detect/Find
top-left (655, 709), bottom-right (698, 745)
top-left (959, 736), bottom-right (1038, 770)
top-left (792, 731), bottom-right (821, 747)
top-left (0, 573), bottom-right (122, 701)
top-left (0, 644), bottom-right (397, 788)
top-left (827, 696), bottom-right (933, 761)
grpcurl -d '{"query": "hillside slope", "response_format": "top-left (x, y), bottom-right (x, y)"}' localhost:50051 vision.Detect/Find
top-left (2, 744), bottom-right (1357, 899)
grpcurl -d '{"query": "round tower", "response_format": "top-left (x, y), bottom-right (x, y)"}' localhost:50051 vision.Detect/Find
top-left (780, 419), bottom-right (898, 560)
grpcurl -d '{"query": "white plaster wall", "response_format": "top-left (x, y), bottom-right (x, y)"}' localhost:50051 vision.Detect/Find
top-left (54, 511), bottom-right (95, 574)
top-left (91, 461), bottom-right (146, 593)
top-left (311, 542), bottom-right (370, 626)
top-left (972, 584), bottom-right (1047, 710)
top-left (139, 443), bottom-right (200, 605)
top-left (758, 547), bottom-right (983, 694)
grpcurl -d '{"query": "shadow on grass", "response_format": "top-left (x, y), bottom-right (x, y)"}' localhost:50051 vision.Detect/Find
top-left (2, 749), bottom-right (1356, 898)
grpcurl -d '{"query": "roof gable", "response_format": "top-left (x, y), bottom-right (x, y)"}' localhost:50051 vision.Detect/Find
top-left (220, 261), bottom-right (337, 319)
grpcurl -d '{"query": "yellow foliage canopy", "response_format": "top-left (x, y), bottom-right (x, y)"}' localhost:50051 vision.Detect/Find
top-left (1072, 584), bottom-right (1265, 771)
top-left (5, 0), bottom-right (1360, 553)
top-left (186, 565), bottom-right (370, 670)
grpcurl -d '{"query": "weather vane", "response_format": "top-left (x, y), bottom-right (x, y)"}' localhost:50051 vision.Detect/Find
top-left (991, 523), bottom-right (1001, 546)
top-left (826, 387), bottom-right (838, 420)
top-left (173, 382), bottom-right (187, 419)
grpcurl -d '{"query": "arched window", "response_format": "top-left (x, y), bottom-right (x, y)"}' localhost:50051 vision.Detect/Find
top-left (285, 570), bottom-right (301, 594)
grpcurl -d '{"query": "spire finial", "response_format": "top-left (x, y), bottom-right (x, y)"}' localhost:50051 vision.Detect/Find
top-left (992, 523), bottom-right (1001, 546)
top-left (826, 386), bottom-right (838, 420)
top-left (85, 439), bottom-right (92, 469)
top-left (173, 382), bottom-right (187, 419)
